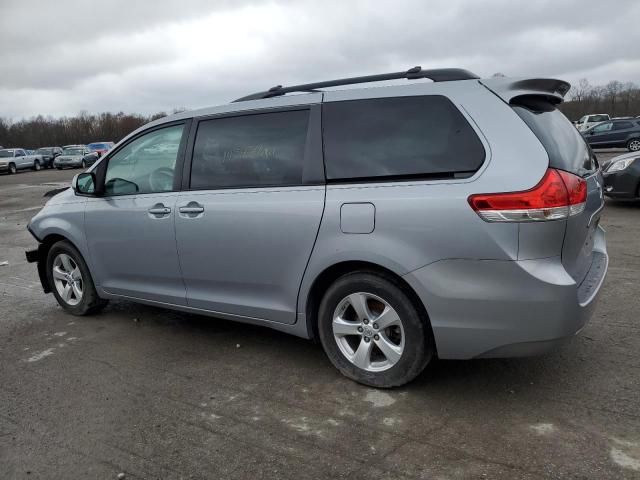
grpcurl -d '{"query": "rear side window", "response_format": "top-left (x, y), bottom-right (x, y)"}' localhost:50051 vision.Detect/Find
top-left (589, 115), bottom-right (609, 123)
top-left (322, 96), bottom-right (485, 181)
top-left (613, 121), bottom-right (633, 130)
top-left (190, 110), bottom-right (309, 189)
top-left (512, 97), bottom-right (596, 176)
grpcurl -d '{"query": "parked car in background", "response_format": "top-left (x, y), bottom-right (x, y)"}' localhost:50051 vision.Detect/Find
top-left (0, 148), bottom-right (44, 173)
top-left (574, 114), bottom-right (610, 131)
top-left (87, 142), bottom-right (115, 158)
top-left (602, 151), bottom-right (640, 199)
top-left (54, 146), bottom-right (99, 170)
top-left (35, 147), bottom-right (63, 168)
top-left (25, 68), bottom-right (608, 388)
top-left (582, 119), bottom-right (640, 151)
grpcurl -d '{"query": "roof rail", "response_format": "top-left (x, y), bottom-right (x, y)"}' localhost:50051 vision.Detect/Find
top-left (232, 66), bottom-right (480, 102)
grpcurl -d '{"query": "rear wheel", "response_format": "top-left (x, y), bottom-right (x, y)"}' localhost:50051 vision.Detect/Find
top-left (318, 272), bottom-right (434, 388)
top-left (46, 240), bottom-right (108, 315)
top-left (33, 160), bottom-right (41, 171)
top-left (8, 163), bottom-right (16, 174)
top-left (627, 139), bottom-right (640, 152)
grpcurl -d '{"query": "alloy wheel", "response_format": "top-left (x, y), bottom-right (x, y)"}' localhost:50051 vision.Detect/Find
top-left (629, 139), bottom-right (640, 152)
top-left (52, 253), bottom-right (84, 306)
top-left (332, 292), bottom-right (405, 372)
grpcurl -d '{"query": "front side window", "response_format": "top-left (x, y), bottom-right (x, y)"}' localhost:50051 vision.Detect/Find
top-left (322, 95), bottom-right (485, 181)
top-left (104, 124), bottom-right (184, 196)
top-left (590, 115), bottom-right (609, 123)
top-left (190, 110), bottom-right (309, 189)
top-left (592, 122), bottom-right (612, 133)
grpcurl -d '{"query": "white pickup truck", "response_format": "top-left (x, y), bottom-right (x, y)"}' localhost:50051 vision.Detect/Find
top-left (0, 148), bottom-right (45, 174)
top-left (574, 114), bottom-right (610, 132)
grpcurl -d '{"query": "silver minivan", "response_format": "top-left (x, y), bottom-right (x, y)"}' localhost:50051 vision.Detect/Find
top-left (26, 68), bottom-right (608, 387)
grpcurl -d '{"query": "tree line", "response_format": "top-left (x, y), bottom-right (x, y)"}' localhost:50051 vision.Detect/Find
top-left (0, 110), bottom-right (183, 150)
top-left (1, 80), bottom-right (639, 149)
top-left (560, 79), bottom-right (640, 121)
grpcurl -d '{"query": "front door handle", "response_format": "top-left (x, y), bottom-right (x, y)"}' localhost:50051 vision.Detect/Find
top-left (148, 204), bottom-right (171, 216)
top-left (179, 202), bottom-right (205, 216)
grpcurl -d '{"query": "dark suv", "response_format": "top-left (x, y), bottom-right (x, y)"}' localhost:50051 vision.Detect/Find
top-left (35, 147), bottom-right (63, 168)
top-left (582, 119), bottom-right (640, 152)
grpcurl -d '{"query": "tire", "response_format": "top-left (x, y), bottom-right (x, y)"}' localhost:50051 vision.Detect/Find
top-left (81, 160), bottom-right (87, 169)
top-left (56, 166), bottom-right (62, 170)
top-left (46, 240), bottom-right (108, 316)
top-left (33, 160), bottom-right (41, 171)
top-left (317, 271), bottom-right (434, 388)
top-left (627, 138), bottom-right (640, 152)
top-left (8, 163), bottom-right (16, 174)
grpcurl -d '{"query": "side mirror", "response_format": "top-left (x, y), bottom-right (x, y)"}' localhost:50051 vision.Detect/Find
top-left (72, 172), bottom-right (96, 196)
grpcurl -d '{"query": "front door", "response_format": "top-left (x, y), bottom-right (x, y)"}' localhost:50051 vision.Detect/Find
top-left (175, 107), bottom-right (325, 324)
top-left (85, 123), bottom-right (188, 305)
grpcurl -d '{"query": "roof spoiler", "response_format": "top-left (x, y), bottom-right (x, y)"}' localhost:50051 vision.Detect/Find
top-left (479, 78), bottom-right (571, 105)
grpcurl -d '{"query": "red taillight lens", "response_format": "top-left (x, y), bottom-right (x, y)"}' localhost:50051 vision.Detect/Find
top-left (468, 169), bottom-right (587, 222)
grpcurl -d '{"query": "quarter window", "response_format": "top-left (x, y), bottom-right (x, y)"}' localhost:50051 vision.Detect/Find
top-left (104, 124), bottom-right (184, 196)
top-left (190, 110), bottom-right (309, 189)
top-left (322, 96), bottom-right (485, 181)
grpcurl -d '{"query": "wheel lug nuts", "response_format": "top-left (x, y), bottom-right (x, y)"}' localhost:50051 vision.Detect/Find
top-left (364, 337), bottom-right (370, 343)
top-left (357, 326), bottom-right (363, 333)
top-left (373, 323), bottom-right (378, 330)
top-left (363, 319), bottom-right (369, 325)
top-left (374, 334), bottom-right (379, 341)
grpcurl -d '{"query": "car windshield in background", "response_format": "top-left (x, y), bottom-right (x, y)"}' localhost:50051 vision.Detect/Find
top-left (36, 148), bottom-right (53, 154)
top-left (63, 149), bottom-right (84, 156)
top-left (590, 115), bottom-right (609, 122)
top-left (88, 143), bottom-right (109, 150)
top-left (0, 150), bottom-right (14, 157)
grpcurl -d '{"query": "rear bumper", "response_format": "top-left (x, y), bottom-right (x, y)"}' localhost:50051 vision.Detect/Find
top-left (403, 226), bottom-right (608, 359)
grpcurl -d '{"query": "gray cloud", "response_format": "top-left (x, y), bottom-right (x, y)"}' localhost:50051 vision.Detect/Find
top-left (1, 0), bottom-right (639, 119)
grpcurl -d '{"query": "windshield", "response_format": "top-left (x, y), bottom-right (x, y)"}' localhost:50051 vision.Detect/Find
top-left (63, 148), bottom-right (84, 156)
top-left (0, 150), bottom-right (14, 158)
top-left (589, 115), bottom-right (609, 123)
top-left (36, 148), bottom-right (53, 154)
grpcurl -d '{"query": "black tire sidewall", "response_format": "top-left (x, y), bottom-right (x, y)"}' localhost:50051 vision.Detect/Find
top-left (9, 163), bottom-right (16, 174)
top-left (318, 272), bottom-right (432, 388)
top-left (46, 241), bottom-right (101, 315)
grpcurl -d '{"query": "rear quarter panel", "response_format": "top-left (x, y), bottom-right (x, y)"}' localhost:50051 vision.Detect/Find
top-left (298, 80), bottom-right (551, 317)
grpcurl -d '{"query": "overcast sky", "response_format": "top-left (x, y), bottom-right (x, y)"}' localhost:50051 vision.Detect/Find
top-left (1, 0), bottom-right (639, 119)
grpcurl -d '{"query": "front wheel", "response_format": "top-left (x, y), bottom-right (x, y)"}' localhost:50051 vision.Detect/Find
top-left (627, 138), bottom-right (640, 152)
top-left (33, 160), bottom-right (41, 171)
top-left (81, 160), bottom-right (87, 169)
top-left (46, 240), bottom-right (108, 315)
top-left (56, 166), bottom-right (62, 170)
top-left (8, 163), bottom-right (16, 174)
top-left (318, 272), bottom-right (434, 388)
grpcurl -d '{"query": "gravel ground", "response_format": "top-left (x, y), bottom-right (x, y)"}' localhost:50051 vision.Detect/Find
top-left (0, 151), bottom-right (639, 479)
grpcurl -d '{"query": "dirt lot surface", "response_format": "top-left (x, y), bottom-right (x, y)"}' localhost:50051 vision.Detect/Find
top-left (1, 151), bottom-right (639, 479)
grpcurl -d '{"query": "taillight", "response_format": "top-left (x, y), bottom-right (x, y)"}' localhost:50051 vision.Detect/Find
top-left (468, 168), bottom-right (587, 222)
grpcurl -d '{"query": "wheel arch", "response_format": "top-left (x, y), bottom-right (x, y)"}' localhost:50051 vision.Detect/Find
top-left (303, 260), bottom-right (434, 350)
top-left (35, 234), bottom-right (85, 293)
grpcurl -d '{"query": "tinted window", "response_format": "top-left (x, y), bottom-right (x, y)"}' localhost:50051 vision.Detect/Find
top-left (190, 110), bottom-right (309, 189)
top-left (513, 97), bottom-right (595, 176)
top-left (613, 121), bottom-right (633, 130)
top-left (105, 124), bottom-right (184, 195)
top-left (322, 96), bottom-right (485, 180)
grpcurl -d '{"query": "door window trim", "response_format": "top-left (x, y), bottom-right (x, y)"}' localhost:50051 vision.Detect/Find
top-left (96, 119), bottom-right (192, 197)
top-left (181, 104), bottom-right (324, 191)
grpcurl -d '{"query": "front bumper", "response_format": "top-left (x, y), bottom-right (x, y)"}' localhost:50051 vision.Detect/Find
top-left (403, 226), bottom-right (608, 359)
top-left (0, 164), bottom-right (9, 172)
top-left (603, 169), bottom-right (639, 199)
